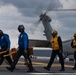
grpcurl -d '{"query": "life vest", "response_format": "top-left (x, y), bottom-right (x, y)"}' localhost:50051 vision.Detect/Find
top-left (51, 35), bottom-right (60, 50)
top-left (73, 39), bottom-right (76, 51)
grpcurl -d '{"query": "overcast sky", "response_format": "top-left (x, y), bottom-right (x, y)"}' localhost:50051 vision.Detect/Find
top-left (0, 0), bottom-right (76, 48)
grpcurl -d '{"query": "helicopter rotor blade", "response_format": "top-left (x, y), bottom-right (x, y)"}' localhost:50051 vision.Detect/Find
top-left (30, 19), bottom-right (41, 34)
top-left (46, 9), bottom-right (76, 13)
top-left (34, 3), bottom-right (43, 16)
top-left (33, 19), bottom-right (41, 29)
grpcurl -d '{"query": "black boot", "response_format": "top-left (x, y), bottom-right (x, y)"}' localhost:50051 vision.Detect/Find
top-left (72, 67), bottom-right (76, 70)
top-left (27, 68), bottom-right (34, 72)
top-left (60, 68), bottom-right (65, 71)
top-left (72, 62), bottom-right (76, 70)
top-left (6, 67), bottom-right (14, 72)
top-left (43, 67), bottom-right (50, 71)
top-left (27, 63), bottom-right (34, 72)
top-left (27, 69), bottom-right (34, 72)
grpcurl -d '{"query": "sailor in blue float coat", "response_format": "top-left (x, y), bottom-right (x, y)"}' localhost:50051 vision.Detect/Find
top-left (18, 31), bottom-right (29, 51)
top-left (6, 25), bottom-right (34, 72)
top-left (0, 33), bottom-right (10, 49)
top-left (0, 30), bottom-right (12, 66)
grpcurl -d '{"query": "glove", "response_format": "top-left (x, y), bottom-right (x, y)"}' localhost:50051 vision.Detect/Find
top-left (0, 46), bottom-right (1, 50)
top-left (24, 50), bottom-right (27, 54)
top-left (7, 48), bottom-right (10, 51)
top-left (73, 45), bottom-right (76, 48)
top-left (59, 49), bottom-right (63, 54)
top-left (6, 48), bottom-right (10, 53)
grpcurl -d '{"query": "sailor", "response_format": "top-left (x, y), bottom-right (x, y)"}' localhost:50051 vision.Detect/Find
top-left (6, 25), bottom-right (34, 72)
top-left (0, 30), bottom-right (12, 66)
top-left (44, 30), bottom-right (65, 71)
top-left (71, 33), bottom-right (76, 70)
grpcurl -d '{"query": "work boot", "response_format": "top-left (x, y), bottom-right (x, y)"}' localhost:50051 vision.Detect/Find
top-left (72, 67), bottom-right (76, 70)
top-left (43, 67), bottom-right (50, 71)
top-left (72, 62), bottom-right (76, 70)
top-left (60, 68), bottom-right (65, 71)
top-left (6, 67), bottom-right (14, 72)
top-left (27, 68), bottom-right (34, 72)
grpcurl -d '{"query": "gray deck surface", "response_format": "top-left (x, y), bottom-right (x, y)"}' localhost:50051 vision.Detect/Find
top-left (0, 58), bottom-right (76, 75)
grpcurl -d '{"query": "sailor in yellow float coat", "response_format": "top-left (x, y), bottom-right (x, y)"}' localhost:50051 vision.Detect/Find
top-left (71, 33), bottom-right (76, 70)
top-left (44, 30), bottom-right (65, 71)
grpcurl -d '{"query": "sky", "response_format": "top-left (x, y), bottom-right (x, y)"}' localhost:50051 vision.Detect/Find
top-left (0, 0), bottom-right (76, 48)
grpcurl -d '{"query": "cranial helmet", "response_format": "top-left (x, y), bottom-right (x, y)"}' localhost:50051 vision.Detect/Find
top-left (52, 30), bottom-right (58, 35)
top-left (18, 25), bottom-right (25, 32)
top-left (0, 30), bottom-right (3, 38)
top-left (74, 33), bottom-right (76, 37)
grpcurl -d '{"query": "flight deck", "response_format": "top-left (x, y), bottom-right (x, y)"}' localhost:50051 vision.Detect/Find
top-left (0, 58), bottom-right (76, 75)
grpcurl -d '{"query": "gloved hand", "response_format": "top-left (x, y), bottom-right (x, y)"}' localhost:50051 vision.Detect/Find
top-left (7, 48), bottom-right (10, 51)
top-left (59, 49), bottom-right (63, 54)
top-left (0, 46), bottom-right (1, 50)
top-left (24, 50), bottom-right (27, 54)
top-left (6, 48), bottom-right (10, 53)
top-left (73, 45), bottom-right (76, 48)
